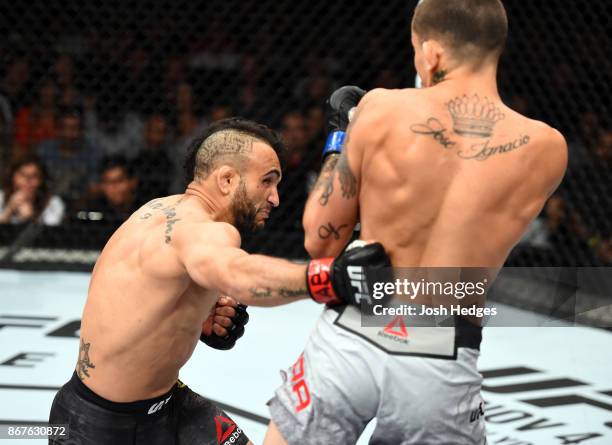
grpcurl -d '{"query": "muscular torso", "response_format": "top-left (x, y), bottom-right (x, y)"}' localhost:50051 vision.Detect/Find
top-left (358, 87), bottom-right (564, 268)
top-left (78, 195), bottom-right (217, 402)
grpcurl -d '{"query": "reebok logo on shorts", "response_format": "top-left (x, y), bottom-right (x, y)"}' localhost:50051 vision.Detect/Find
top-left (377, 315), bottom-right (409, 344)
top-left (215, 415), bottom-right (243, 444)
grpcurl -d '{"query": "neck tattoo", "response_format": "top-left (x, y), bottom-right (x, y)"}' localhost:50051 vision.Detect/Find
top-left (432, 70), bottom-right (447, 84)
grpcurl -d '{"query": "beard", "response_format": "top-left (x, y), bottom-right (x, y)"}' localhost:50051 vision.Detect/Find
top-left (230, 180), bottom-right (262, 234)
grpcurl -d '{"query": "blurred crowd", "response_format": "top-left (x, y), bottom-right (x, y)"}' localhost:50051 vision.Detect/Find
top-left (0, 45), bottom-right (338, 236)
top-left (0, 20), bottom-right (610, 265)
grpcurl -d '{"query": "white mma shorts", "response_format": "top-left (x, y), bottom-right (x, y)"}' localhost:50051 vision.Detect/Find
top-left (268, 306), bottom-right (486, 445)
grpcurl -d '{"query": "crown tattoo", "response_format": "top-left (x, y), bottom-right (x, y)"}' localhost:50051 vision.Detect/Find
top-left (447, 94), bottom-right (505, 138)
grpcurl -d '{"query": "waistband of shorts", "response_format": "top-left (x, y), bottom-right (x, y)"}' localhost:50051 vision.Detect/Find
top-left (455, 316), bottom-right (482, 350)
top-left (67, 371), bottom-right (178, 416)
top-left (328, 305), bottom-right (483, 351)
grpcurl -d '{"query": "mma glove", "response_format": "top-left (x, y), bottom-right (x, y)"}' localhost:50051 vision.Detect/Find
top-left (322, 85), bottom-right (367, 160)
top-left (307, 242), bottom-right (390, 306)
top-left (200, 303), bottom-right (249, 350)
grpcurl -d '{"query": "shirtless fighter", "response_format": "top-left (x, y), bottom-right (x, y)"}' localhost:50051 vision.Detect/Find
top-left (264, 0), bottom-right (568, 443)
top-left (48, 117), bottom-right (389, 444)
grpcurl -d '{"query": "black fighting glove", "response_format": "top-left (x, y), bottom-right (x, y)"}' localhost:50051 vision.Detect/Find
top-left (200, 303), bottom-right (249, 350)
top-left (321, 85), bottom-right (367, 160)
top-left (307, 241), bottom-right (390, 306)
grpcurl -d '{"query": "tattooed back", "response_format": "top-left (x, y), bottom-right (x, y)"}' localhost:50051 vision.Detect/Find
top-left (355, 85), bottom-right (567, 267)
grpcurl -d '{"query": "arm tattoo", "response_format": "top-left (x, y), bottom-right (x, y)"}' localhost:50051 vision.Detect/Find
top-left (337, 151), bottom-right (358, 199)
top-left (312, 107), bottom-right (362, 204)
top-left (249, 287), bottom-right (272, 298)
top-left (313, 155), bottom-right (339, 206)
top-left (249, 287), bottom-right (305, 299)
top-left (279, 287), bottom-right (307, 298)
top-left (77, 339), bottom-right (96, 380)
top-left (318, 222), bottom-right (349, 240)
top-left (335, 107), bottom-right (361, 199)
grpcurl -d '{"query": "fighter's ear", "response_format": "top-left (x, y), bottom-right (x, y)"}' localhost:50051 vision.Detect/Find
top-left (422, 39), bottom-right (444, 78)
top-left (216, 165), bottom-right (238, 195)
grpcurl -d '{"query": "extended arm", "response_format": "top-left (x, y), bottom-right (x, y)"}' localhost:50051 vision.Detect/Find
top-left (175, 221), bottom-right (389, 307)
top-left (180, 225), bottom-right (308, 306)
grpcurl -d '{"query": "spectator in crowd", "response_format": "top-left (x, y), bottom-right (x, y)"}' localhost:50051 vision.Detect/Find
top-left (267, 110), bottom-right (315, 230)
top-left (233, 54), bottom-right (266, 122)
top-left (74, 155), bottom-right (138, 226)
top-left (37, 107), bottom-right (99, 205)
top-left (83, 94), bottom-right (145, 159)
top-left (235, 82), bottom-right (262, 122)
top-left (161, 55), bottom-right (188, 107)
top-left (170, 82), bottom-right (205, 140)
top-left (299, 75), bottom-right (332, 109)
top-left (293, 54), bottom-right (334, 107)
top-left (540, 128), bottom-right (612, 265)
top-left (119, 41), bottom-right (161, 114)
top-left (0, 97), bottom-right (12, 168)
top-left (49, 54), bottom-right (83, 109)
top-left (59, 86), bottom-right (81, 109)
top-left (52, 54), bottom-right (78, 92)
top-left (0, 54), bottom-right (30, 114)
top-left (281, 111), bottom-right (311, 169)
top-left (566, 111), bottom-right (604, 170)
top-left (208, 104), bottom-right (234, 123)
top-left (586, 129), bottom-right (612, 265)
top-left (13, 78), bottom-right (59, 156)
top-left (304, 104), bottom-right (326, 150)
top-left (133, 114), bottom-right (173, 202)
top-left (0, 154), bottom-right (64, 225)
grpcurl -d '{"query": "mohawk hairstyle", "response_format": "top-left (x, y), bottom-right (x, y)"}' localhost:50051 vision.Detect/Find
top-left (183, 117), bottom-right (286, 183)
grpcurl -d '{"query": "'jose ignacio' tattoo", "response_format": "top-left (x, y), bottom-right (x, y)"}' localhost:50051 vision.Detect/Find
top-left (410, 118), bottom-right (456, 149)
top-left (458, 135), bottom-right (531, 161)
top-left (410, 94), bottom-right (530, 160)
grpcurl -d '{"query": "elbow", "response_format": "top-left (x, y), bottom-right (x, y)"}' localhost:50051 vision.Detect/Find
top-left (303, 214), bottom-right (325, 258)
top-left (303, 214), bottom-right (343, 259)
top-left (304, 232), bottom-right (332, 259)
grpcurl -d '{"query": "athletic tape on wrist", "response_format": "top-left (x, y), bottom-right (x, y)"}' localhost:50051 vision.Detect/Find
top-left (321, 131), bottom-right (346, 159)
top-left (307, 258), bottom-right (339, 304)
